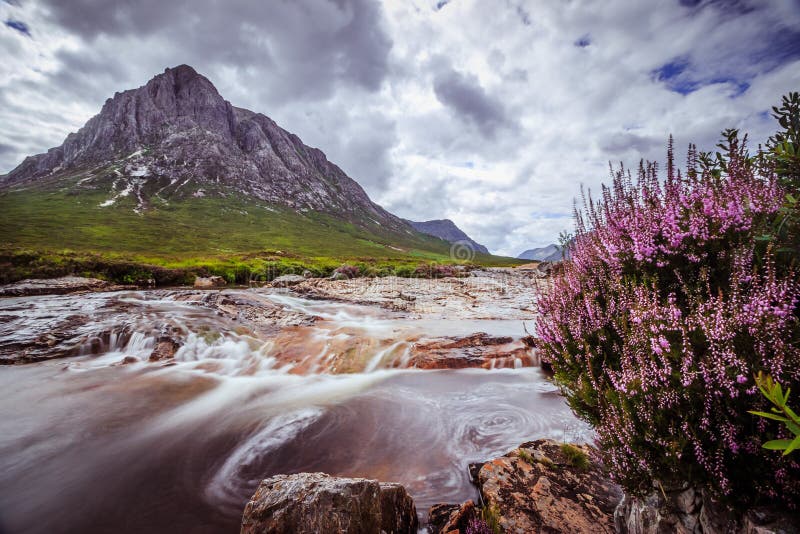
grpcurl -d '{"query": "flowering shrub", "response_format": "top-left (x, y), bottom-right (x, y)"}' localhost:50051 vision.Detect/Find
top-left (535, 137), bottom-right (800, 505)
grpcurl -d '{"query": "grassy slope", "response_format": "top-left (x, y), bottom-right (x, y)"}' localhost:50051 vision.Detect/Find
top-left (0, 174), bottom-right (522, 283)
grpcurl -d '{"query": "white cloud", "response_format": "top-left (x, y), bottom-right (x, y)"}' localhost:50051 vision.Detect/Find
top-left (0, 0), bottom-right (798, 256)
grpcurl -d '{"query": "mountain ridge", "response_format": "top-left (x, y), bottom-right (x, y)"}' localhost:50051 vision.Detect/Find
top-left (406, 219), bottom-right (489, 254)
top-left (517, 244), bottom-right (564, 262)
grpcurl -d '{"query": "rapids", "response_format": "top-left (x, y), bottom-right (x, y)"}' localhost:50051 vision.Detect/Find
top-left (0, 288), bottom-right (590, 533)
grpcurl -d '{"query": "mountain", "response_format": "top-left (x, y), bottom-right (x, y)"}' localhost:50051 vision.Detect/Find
top-left (0, 65), bottom-right (530, 279)
top-left (406, 219), bottom-right (490, 254)
top-left (1, 64), bottom-right (406, 231)
top-left (517, 244), bottom-right (564, 262)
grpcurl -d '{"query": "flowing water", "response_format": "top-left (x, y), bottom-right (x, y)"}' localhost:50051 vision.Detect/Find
top-left (0, 289), bottom-right (589, 533)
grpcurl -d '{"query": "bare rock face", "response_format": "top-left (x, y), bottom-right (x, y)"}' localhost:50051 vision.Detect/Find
top-left (474, 439), bottom-right (622, 534)
top-left (240, 472), bottom-right (418, 534)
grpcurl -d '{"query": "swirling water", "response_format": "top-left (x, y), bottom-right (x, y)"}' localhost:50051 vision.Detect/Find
top-left (0, 289), bottom-right (589, 533)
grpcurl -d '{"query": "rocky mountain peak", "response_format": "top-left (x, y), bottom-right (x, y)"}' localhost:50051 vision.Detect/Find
top-left (0, 65), bottom-right (409, 232)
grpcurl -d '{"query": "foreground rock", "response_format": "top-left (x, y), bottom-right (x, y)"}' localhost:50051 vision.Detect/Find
top-left (430, 439), bottom-right (622, 534)
top-left (241, 472), bottom-right (417, 534)
top-left (0, 276), bottom-right (135, 297)
top-left (616, 486), bottom-right (800, 534)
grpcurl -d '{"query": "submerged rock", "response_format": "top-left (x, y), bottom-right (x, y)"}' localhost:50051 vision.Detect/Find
top-left (241, 472), bottom-right (417, 534)
top-left (193, 275), bottom-right (227, 288)
top-left (427, 500), bottom-right (477, 533)
top-left (474, 439), bottom-right (622, 534)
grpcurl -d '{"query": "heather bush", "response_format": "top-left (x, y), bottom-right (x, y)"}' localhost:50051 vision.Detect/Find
top-left (536, 133), bottom-right (800, 505)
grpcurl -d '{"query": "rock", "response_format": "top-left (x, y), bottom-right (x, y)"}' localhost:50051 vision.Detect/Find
top-left (240, 472), bottom-right (417, 534)
top-left (409, 333), bottom-right (535, 370)
top-left (194, 275), bottom-right (226, 288)
top-left (330, 271), bottom-right (349, 281)
top-left (428, 501), bottom-right (476, 534)
top-left (120, 356), bottom-right (139, 364)
top-left (378, 483), bottom-right (418, 534)
top-left (0, 276), bottom-right (112, 297)
top-left (271, 274), bottom-right (306, 288)
top-left (302, 270), bottom-right (313, 278)
top-left (476, 439), bottom-right (622, 534)
top-left (149, 325), bottom-right (182, 361)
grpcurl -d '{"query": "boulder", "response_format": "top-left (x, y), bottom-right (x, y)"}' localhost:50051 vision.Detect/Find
top-left (270, 274), bottom-right (307, 288)
top-left (193, 275), bottom-right (227, 288)
top-left (240, 472), bottom-right (417, 534)
top-left (475, 439), bottom-right (622, 534)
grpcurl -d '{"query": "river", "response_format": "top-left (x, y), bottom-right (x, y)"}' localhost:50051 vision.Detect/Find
top-left (0, 287), bottom-right (589, 533)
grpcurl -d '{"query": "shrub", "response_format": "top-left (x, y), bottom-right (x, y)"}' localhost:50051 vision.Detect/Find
top-left (535, 135), bottom-right (800, 505)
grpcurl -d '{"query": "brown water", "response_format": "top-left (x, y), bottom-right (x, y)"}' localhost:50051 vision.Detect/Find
top-left (0, 290), bottom-right (589, 533)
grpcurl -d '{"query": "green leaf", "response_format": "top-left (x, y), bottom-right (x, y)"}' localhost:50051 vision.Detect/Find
top-left (788, 421), bottom-right (800, 437)
top-left (748, 411), bottom-right (791, 422)
top-left (784, 434), bottom-right (800, 455)
top-left (763, 439), bottom-right (792, 451)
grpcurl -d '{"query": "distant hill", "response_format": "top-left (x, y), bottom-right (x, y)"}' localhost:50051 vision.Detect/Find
top-left (517, 244), bottom-right (564, 262)
top-left (406, 219), bottom-right (490, 254)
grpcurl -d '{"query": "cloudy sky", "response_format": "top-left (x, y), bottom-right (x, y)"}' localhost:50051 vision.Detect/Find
top-left (1, 0), bottom-right (799, 256)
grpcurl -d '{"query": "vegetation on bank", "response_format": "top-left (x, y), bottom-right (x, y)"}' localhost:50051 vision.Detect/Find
top-left (0, 181), bottom-right (521, 284)
top-left (536, 92), bottom-right (800, 507)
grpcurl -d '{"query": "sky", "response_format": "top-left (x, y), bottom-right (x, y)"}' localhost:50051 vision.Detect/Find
top-left (1, 0), bottom-right (799, 256)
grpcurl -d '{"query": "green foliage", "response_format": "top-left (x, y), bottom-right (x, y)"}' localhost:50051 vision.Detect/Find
top-left (768, 91), bottom-right (800, 187)
top-left (559, 443), bottom-right (590, 471)
top-left (749, 371), bottom-right (800, 456)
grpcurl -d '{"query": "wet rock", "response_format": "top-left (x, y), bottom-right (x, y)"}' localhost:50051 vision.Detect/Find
top-left (0, 276), bottom-right (130, 297)
top-left (241, 472), bottom-right (417, 534)
top-left (428, 501), bottom-right (476, 534)
top-left (149, 325), bottom-right (183, 361)
top-left (475, 439), bottom-right (622, 534)
top-left (194, 276), bottom-right (227, 288)
top-left (120, 356), bottom-right (139, 365)
top-left (271, 274), bottom-right (306, 288)
top-left (409, 333), bottom-right (535, 370)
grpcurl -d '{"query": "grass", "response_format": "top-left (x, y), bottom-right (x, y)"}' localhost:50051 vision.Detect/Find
top-left (0, 173), bottom-right (524, 284)
top-left (560, 443), bottom-right (590, 471)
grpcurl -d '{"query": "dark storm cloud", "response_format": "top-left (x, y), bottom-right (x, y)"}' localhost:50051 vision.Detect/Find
top-left (38, 0), bottom-right (393, 102)
top-left (432, 66), bottom-right (515, 138)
